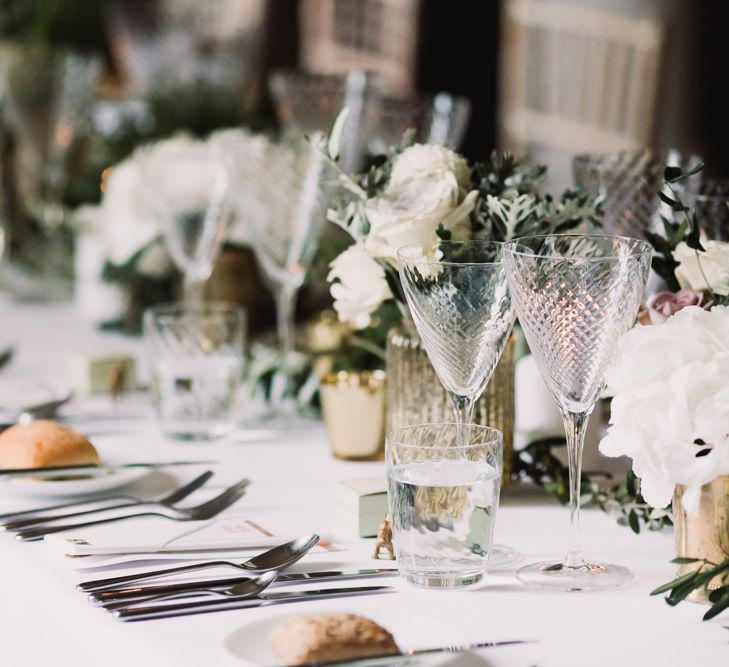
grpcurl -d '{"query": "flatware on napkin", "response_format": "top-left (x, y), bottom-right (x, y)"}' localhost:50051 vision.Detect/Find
top-left (1, 471), bottom-right (214, 528)
top-left (15, 478), bottom-right (250, 541)
top-left (90, 568), bottom-right (399, 606)
top-left (0, 460), bottom-right (218, 480)
top-left (283, 639), bottom-right (537, 667)
top-left (78, 534), bottom-right (320, 590)
top-left (113, 585), bottom-right (393, 621)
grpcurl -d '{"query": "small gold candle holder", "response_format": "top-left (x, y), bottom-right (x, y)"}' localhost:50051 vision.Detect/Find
top-left (320, 370), bottom-right (386, 461)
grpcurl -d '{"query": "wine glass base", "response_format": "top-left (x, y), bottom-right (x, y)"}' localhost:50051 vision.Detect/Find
top-left (516, 560), bottom-right (636, 592)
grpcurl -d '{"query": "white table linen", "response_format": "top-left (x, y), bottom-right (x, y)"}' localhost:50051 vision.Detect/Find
top-left (0, 303), bottom-right (726, 667)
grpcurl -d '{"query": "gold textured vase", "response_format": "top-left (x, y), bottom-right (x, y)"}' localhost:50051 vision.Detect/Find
top-left (385, 320), bottom-right (515, 485)
top-left (320, 370), bottom-right (387, 461)
top-left (674, 476), bottom-right (729, 603)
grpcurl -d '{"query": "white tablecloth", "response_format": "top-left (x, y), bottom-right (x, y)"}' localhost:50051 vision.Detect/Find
top-left (0, 304), bottom-right (726, 667)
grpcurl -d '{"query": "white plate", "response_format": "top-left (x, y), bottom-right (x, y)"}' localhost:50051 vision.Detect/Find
top-left (224, 608), bottom-right (467, 666)
top-left (0, 435), bottom-right (150, 499)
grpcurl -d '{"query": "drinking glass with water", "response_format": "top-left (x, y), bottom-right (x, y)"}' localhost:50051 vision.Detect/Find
top-left (144, 303), bottom-right (245, 440)
top-left (386, 422), bottom-right (503, 588)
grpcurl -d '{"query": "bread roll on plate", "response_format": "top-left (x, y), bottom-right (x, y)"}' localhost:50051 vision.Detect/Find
top-left (269, 613), bottom-right (399, 665)
top-left (0, 420), bottom-right (99, 469)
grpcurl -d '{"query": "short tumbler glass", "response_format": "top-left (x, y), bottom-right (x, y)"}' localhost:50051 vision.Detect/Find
top-left (386, 423), bottom-right (503, 588)
top-left (144, 303), bottom-right (245, 440)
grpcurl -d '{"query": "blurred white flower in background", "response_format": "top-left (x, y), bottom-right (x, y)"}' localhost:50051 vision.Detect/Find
top-left (327, 244), bottom-right (392, 329)
top-left (600, 305), bottom-right (729, 514)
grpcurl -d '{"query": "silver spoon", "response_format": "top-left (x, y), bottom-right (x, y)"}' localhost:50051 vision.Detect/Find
top-left (77, 534), bottom-right (320, 591)
top-left (102, 570), bottom-right (279, 612)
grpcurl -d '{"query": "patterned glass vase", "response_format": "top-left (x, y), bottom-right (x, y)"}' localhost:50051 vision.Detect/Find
top-left (385, 319), bottom-right (515, 485)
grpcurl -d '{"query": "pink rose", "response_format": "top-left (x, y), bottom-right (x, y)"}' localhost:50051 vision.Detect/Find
top-left (637, 290), bottom-right (712, 325)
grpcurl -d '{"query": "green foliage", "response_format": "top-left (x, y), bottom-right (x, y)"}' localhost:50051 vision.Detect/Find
top-left (0, 0), bottom-right (110, 55)
top-left (512, 437), bottom-right (673, 534)
top-left (647, 161), bottom-right (710, 290)
top-left (651, 557), bottom-right (729, 620)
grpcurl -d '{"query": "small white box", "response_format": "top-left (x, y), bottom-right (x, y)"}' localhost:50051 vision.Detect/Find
top-left (334, 478), bottom-right (389, 538)
top-left (67, 351), bottom-right (137, 397)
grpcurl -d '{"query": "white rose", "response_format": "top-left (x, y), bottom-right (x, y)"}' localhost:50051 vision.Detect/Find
top-left (673, 240), bottom-right (729, 296)
top-left (328, 244), bottom-right (392, 329)
top-left (363, 172), bottom-right (479, 265)
top-left (390, 144), bottom-right (471, 191)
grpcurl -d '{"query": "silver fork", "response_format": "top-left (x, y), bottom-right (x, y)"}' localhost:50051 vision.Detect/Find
top-left (1, 471), bottom-right (215, 529)
top-left (15, 477), bottom-right (250, 541)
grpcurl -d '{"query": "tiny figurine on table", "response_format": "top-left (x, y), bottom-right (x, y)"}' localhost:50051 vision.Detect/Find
top-left (373, 513), bottom-right (396, 560)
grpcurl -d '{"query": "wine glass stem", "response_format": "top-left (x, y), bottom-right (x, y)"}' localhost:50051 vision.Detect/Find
top-left (449, 393), bottom-right (475, 446)
top-left (183, 276), bottom-right (204, 308)
top-left (276, 284), bottom-right (298, 402)
top-left (561, 408), bottom-right (590, 569)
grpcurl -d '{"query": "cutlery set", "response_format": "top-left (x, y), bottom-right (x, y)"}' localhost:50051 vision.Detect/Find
top-left (3, 468), bottom-right (533, 658)
top-left (1, 473), bottom-right (397, 622)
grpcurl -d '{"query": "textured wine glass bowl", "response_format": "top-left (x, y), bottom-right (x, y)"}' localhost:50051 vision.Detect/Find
top-left (140, 146), bottom-right (230, 284)
top-left (369, 93), bottom-right (471, 154)
top-left (224, 135), bottom-right (329, 291)
top-left (503, 233), bottom-right (652, 591)
top-left (573, 149), bottom-right (702, 240)
top-left (684, 178), bottom-right (729, 242)
top-left (503, 234), bottom-right (652, 413)
top-left (397, 241), bottom-right (515, 403)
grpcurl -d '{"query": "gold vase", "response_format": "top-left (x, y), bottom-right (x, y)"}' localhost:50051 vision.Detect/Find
top-left (674, 475), bottom-right (729, 603)
top-left (320, 370), bottom-right (387, 461)
top-left (385, 320), bottom-right (515, 485)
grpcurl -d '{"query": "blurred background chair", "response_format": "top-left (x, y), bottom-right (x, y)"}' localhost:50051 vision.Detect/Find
top-left (298, 0), bottom-right (422, 97)
top-left (499, 0), bottom-right (666, 191)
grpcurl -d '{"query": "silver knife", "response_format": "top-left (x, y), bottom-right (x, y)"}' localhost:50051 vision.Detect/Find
top-left (0, 460), bottom-right (218, 479)
top-left (92, 569), bottom-right (399, 605)
top-left (114, 585), bottom-right (393, 621)
top-left (279, 639), bottom-right (537, 667)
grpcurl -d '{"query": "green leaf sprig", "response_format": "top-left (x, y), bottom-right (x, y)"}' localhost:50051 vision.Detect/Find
top-left (651, 557), bottom-right (729, 620)
top-left (512, 438), bottom-right (672, 534)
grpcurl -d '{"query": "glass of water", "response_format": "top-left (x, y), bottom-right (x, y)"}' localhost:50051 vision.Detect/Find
top-left (144, 303), bottom-right (245, 440)
top-left (386, 422), bottom-right (503, 588)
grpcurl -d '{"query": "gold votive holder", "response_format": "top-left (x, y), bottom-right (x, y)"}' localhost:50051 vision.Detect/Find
top-left (674, 475), bottom-right (729, 603)
top-left (320, 370), bottom-right (386, 461)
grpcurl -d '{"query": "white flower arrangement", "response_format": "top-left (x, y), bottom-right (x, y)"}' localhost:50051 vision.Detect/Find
top-left (322, 123), bottom-right (602, 332)
top-left (599, 305), bottom-right (729, 515)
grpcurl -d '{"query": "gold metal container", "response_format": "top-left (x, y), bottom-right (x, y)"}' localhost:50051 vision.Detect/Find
top-left (385, 320), bottom-right (515, 485)
top-left (674, 475), bottom-right (729, 603)
top-left (320, 370), bottom-right (387, 461)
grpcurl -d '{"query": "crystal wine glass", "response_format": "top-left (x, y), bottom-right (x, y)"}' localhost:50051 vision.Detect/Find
top-left (503, 234), bottom-right (652, 591)
top-left (140, 142), bottom-right (230, 307)
top-left (397, 241), bottom-right (515, 442)
top-left (224, 133), bottom-right (329, 419)
top-left (572, 149), bottom-right (702, 240)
